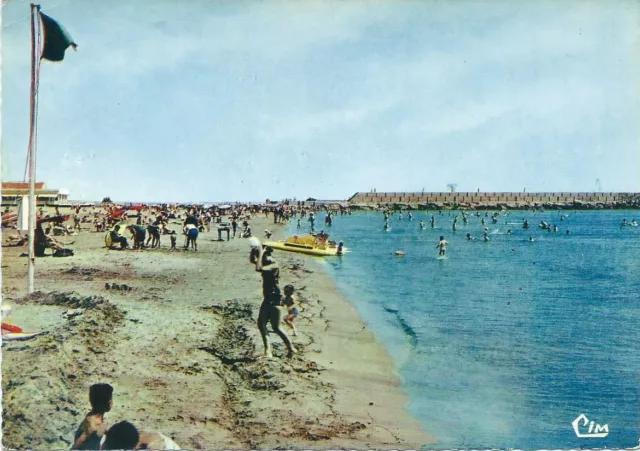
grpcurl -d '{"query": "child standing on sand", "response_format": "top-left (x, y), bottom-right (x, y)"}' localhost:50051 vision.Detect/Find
top-left (72, 383), bottom-right (113, 450)
top-left (281, 284), bottom-right (299, 336)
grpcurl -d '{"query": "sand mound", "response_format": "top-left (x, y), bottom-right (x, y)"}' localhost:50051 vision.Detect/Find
top-left (2, 292), bottom-right (126, 449)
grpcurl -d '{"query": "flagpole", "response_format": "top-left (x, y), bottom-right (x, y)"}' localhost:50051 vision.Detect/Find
top-left (27, 3), bottom-right (40, 294)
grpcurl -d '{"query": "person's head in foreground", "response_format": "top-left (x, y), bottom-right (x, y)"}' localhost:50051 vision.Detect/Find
top-left (440, 236), bottom-right (444, 241)
top-left (89, 383), bottom-right (113, 414)
top-left (102, 421), bottom-right (139, 450)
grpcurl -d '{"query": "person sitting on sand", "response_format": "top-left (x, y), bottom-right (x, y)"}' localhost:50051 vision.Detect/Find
top-left (102, 421), bottom-right (180, 450)
top-left (241, 223), bottom-right (252, 238)
top-left (264, 229), bottom-right (273, 239)
top-left (281, 284), bottom-right (299, 337)
top-left (250, 245), bottom-right (296, 358)
top-left (109, 228), bottom-right (129, 250)
top-left (72, 383), bottom-right (113, 450)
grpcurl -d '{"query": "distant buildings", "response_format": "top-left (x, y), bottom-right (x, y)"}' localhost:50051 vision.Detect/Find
top-left (1, 182), bottom-right (69, 206)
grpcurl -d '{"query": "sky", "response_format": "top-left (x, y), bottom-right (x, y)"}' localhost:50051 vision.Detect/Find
top-left (2, 0), bottom-right (639, 203)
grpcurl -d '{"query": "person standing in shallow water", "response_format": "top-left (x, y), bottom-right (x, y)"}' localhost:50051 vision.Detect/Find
top-left (250, 245), bottom-right (296, 358)
top-left (436, 235), bottom-right (448, 256)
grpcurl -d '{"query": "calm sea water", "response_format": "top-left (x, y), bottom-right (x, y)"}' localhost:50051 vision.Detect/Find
top-left (295, 210), bottom-right (640, 449)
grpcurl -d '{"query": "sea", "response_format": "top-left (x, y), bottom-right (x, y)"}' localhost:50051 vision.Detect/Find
top-left (292, 210), bottom-right (640, 450)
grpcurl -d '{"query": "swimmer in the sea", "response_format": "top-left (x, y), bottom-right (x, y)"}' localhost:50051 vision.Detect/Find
top-left (419, 220), bottom-right (425, 230)
top-left (430, 216), bottom-right (436, 228)
top-left (483, 232), bottom-right (490, 241)
top-left (466, 233), bottom-right (474, 241)
top-left (529, 236), bottom-right (535, 242)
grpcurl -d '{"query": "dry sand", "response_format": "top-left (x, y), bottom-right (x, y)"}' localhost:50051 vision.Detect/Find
top-left (1, 210), bottom-right (435, 449)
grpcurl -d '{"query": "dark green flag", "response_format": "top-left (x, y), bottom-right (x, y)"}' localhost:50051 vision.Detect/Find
top-left (39, 12), bottom-right (77, 62)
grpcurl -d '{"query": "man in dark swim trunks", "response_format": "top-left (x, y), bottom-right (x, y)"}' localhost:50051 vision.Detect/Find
top-left (251, 246), bottom-right (296, 358)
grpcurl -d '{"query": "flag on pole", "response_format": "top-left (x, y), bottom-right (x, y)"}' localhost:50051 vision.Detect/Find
top-left (39, 12), bottom-right (78, 62)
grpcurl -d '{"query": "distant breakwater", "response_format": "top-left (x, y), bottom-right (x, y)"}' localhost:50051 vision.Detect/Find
top-left (347, 192), bottom-right (640, 210)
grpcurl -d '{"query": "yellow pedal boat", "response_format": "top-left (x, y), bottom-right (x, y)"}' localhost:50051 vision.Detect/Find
top-left (264, 233), bottom-right (347, 256)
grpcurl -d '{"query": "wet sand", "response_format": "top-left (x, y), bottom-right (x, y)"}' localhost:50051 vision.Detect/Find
top-left (1, 211), bottom-right (434, 449)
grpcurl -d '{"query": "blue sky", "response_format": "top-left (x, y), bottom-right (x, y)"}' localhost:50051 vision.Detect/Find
top-left (2, 0), bottom-right (639, 203)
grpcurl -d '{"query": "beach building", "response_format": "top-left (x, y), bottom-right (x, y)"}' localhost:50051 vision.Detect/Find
top-left (1, 182), bottom-right (69, 206)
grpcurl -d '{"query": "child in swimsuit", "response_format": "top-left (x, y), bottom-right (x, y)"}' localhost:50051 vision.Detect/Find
top-left (281, 284), bottom-right (299, 337)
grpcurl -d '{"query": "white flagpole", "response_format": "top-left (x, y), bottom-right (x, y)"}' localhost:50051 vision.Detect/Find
top-left (27, 3), bottom-right (40, 294)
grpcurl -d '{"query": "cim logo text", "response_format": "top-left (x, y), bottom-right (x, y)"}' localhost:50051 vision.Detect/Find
top-left (572, 413), bottom-right (609, 438)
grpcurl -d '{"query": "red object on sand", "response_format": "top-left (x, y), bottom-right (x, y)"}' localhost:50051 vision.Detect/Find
top-left (2, 323), bottom-right (23, 333)
top-left (110, 209), bottom-right (127, 219)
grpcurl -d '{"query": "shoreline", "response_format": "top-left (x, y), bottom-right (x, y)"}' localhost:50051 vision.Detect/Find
top-left (1, 212), bottom-right (433, 449)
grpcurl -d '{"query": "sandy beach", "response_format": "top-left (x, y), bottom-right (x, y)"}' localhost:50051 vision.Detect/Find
top-left (1, 209), bottom-right (434, 449)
